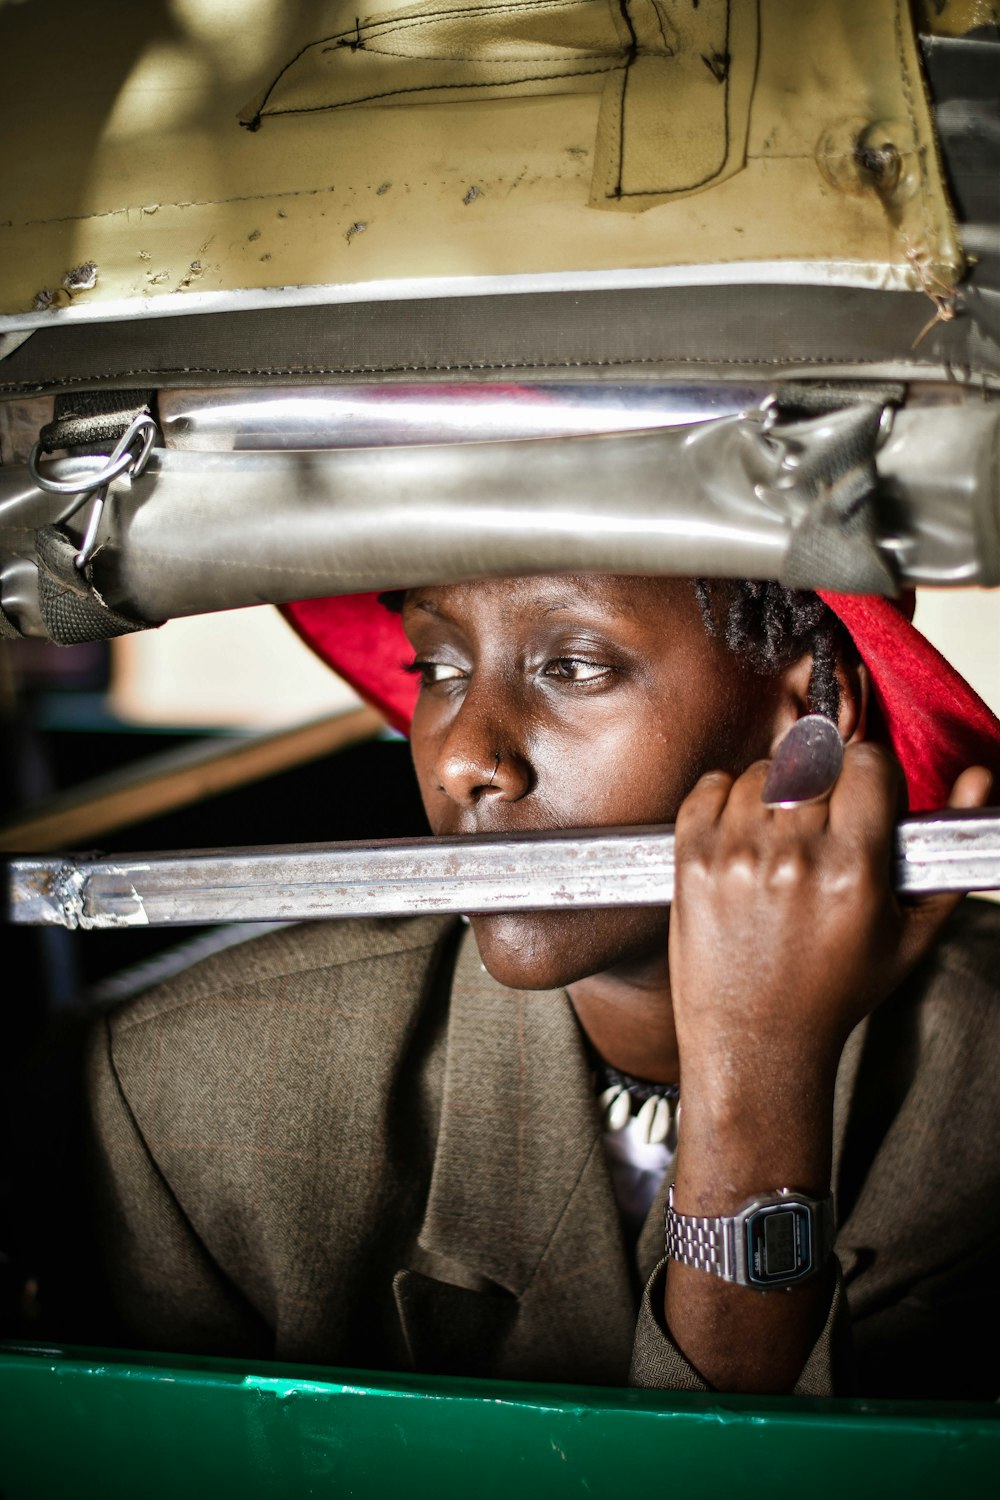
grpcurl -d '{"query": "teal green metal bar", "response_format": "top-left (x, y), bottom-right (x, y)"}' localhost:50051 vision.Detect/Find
top-left (0, 1344), bottom-right (998, 1500)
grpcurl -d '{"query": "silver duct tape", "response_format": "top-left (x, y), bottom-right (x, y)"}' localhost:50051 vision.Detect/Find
top-left (98, 403), bottom-right (1000, 612)
top-left (1, 400), bottom-right (996, 637)
top-left (8, 813), bottom-right (1000, 929)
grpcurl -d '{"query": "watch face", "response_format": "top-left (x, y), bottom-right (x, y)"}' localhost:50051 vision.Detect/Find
top-left (745, 1203), bottom-right (813, 1285)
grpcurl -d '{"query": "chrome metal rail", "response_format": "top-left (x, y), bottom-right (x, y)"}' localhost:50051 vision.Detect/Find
top-left (7, 811), bottom-right (999, 930)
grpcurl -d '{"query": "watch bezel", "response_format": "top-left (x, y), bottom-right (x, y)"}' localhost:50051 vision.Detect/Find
top-left (737, 1195), bottom-right (816, 1287)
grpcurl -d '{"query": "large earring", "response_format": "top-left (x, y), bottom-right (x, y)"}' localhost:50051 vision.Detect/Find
top-left (761, 713), bottom-right (843, 808)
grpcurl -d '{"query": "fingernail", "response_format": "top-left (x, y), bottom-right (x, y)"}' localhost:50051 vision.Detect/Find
top-left (762, 714), bottom-right (844, 808)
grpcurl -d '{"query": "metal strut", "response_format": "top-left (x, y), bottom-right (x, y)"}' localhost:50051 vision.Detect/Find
top-left (6, 811), bottom-right (1000, 930)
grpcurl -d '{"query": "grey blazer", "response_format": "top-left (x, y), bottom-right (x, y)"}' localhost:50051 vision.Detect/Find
top-left (87, 900), bottom-right (1000, 1399)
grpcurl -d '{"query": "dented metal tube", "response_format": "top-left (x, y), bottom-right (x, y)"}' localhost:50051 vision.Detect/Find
top-left (7, 812), bottom-right (1000, 930)
top-left (0, 401), bottom-right (997, 640)
top-left (96, 405), bottom-right (1000, 618)
top-left (157, 381), bottom-right (771, 450)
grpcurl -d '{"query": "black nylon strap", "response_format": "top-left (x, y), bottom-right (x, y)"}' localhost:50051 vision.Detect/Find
top-left (39, 390), bottom-right (154, 454)
top-left (774, 380), bottom-right (906, 416)
top-left (0, 603), bottom-right (24, 640)
top-left (34, 526), bottom-right (159, 644)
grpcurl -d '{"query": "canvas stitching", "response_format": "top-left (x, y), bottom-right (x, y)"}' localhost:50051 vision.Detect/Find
top-left (357, 41), bottom-right (613, 62)
top-left (249, 0), bottom-right (606, 122)
top-left (254, 64), bottom-right (620, 121)
top-left (0, 350), bottom-right (956, 402)
top-left (608, 0), bottom-right (733, 200)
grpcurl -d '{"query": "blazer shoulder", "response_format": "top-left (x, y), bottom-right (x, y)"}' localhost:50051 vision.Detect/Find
top-left (105, 913), bottom-right (458, 1037)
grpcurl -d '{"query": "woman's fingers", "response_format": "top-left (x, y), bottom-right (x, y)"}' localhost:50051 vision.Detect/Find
top-left (674, 767), bottom-right (738, 836)
top-left (670, 740), bottom-right (980, 1051)
top-left (947, 764), bottom-right (994, 809)
top-left (825, 740), bottom-right (902, 848)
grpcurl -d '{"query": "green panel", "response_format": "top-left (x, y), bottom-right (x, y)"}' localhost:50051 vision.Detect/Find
top-left (0, 1343), bottom-right (997, 1500)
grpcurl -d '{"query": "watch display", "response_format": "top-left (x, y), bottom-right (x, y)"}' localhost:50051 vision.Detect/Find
top-left (746, 1201), bottom-right (812, 1285)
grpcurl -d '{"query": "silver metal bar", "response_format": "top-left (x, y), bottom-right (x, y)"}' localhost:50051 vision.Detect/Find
top-left (158, 382), bottom-right (770, 450)
top-left (7, 812), bottom-right (999, 931)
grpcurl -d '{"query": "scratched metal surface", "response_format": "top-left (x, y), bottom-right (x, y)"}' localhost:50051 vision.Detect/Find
top-left (7, 813), bottom-right (1000, 929)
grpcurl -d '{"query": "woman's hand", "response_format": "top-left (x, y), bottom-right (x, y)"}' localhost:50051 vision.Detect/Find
top-left (662, 748), bottom-right (992, 1392)
top-left (670, 746), bottom-right (991, 1103)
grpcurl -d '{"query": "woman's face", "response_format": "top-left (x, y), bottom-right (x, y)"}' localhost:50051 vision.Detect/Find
top-left (403, 575), bottom-right (786, 992)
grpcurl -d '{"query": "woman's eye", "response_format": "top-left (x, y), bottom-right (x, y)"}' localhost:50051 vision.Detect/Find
top-left (405, 659), bottom-right (466, 686)
top-left (543, 657), bottom-right (612, 683)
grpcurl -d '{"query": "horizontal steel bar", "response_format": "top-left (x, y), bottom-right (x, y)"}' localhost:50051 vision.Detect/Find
top-left (7, 812), bottom-right (999, 930)
top-left (158, 381), bottom-right (770, 450)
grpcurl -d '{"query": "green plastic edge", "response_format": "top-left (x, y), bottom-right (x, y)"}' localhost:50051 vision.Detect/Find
top-left (0, 1341), bottom-right (997, 1500)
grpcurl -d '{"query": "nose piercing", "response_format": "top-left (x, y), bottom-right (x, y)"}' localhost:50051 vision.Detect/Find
top-left (487, 752), bottom-right (501, 788)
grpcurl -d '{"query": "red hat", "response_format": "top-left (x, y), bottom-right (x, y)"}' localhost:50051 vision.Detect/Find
top-left (283, 586), bottom-right (1000, 814)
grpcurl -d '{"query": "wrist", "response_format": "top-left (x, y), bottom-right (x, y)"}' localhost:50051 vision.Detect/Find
top-left (672, 1073), bottom-right (836, 1216)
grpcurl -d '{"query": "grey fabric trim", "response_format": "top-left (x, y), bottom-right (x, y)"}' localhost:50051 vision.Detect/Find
top-left (2, 285), bottom-right (998, 398)
top-left (34, 525), bottom-right (159, 644)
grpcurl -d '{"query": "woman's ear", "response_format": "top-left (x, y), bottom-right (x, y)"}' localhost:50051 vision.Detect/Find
top-left (767, 651), bottom-right (869, 754)
top-left (841, 656), bottom-right (869, 744)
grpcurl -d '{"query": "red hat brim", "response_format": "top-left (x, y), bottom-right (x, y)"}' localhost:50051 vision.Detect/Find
top-left (283, 587), bottom-right (1000, 814)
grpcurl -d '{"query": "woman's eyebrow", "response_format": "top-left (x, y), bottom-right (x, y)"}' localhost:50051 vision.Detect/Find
top-left (541, 597), bottom-right (632, 621)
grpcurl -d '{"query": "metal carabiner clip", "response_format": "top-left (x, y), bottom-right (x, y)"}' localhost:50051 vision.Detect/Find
top-left (27, 411), bottom-right (158, 570)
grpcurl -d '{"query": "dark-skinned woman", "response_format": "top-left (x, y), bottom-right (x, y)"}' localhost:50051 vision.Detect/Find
top-left (85, 576), bottom-right (1000, 1399)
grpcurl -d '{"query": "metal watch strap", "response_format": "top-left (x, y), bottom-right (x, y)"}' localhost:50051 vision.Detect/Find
top-left (664, 1192), bottom-right (735, 1281)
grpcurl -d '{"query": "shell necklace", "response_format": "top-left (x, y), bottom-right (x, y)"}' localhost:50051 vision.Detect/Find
top-left (594, 1061), bottom-right (680, 1149)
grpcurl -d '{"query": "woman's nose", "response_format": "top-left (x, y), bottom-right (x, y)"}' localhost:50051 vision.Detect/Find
top-left (435, 705), bottom-right (532, 807)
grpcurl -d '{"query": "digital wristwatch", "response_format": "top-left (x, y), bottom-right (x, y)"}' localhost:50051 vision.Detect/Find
top-left (664, 1186), bottom-right (834, 1289)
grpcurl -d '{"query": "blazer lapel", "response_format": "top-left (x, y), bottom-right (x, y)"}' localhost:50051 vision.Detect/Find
top-left (395, 924), bottom-right (636, 1383)
top-left (394, 931), bottom-right (875, 1380)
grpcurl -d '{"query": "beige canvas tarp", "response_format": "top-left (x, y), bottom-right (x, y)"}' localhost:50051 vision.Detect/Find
top-left (0, 0), bottom-right (964, 330)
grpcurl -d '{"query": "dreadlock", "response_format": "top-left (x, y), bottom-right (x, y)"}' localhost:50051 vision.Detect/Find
top-left (692, 579), bottom-right (846, 720)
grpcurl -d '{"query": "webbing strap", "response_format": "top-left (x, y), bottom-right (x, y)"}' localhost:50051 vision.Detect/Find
top-left (33, 526), bottom-right (157, 645)
top-left (40, 391), bottom-right (154, 454)
top-left (774, 402), bottom-right (899, 596)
